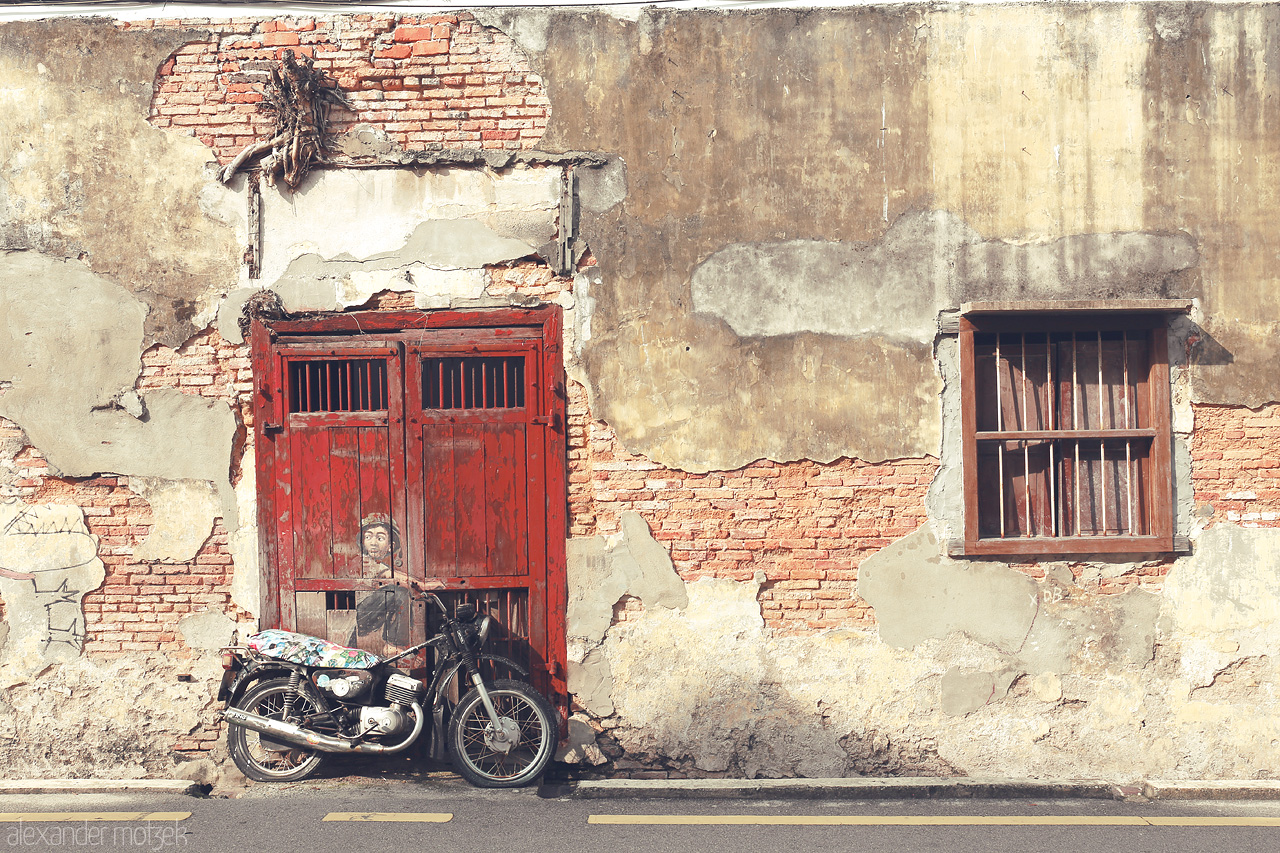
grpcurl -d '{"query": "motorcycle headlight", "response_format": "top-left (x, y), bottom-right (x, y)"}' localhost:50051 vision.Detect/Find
top-left (475, 614), bottom-right (493, 648)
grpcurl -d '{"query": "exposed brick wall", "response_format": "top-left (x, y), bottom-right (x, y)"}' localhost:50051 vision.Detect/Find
top-left (1192, 402), bottom-right (1280, 528)
top-left (567, 380), bottom-right (937, 634)
top-left (26, 475), bottom-right (247, 656)
top-left (135, 11), bottom-right (549, 162)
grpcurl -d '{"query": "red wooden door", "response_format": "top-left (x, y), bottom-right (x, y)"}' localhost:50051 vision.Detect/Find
top-left (252, 310), bottom-right (566, 699)
top-left (404, 329), bottom-right (553, 688)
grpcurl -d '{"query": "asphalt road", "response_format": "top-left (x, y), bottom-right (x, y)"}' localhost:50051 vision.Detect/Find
top-left (4, 773), bottom-right (1280, 853)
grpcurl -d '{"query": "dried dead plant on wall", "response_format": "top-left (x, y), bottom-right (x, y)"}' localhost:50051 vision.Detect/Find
top-left (219, 49), bottom-right (352, 189)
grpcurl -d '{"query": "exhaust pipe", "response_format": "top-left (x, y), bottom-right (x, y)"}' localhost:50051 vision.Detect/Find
top-left (222, 702), bottom-right (425, 755)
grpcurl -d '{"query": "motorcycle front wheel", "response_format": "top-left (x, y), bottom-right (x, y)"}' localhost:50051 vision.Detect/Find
top-left (226, 677), bottom-right (326, 783)
top-left (448, 678), bottom-right (557, 788)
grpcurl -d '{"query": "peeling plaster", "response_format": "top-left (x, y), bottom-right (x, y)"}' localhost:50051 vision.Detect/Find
top-left (178, 609), bottom-right (237, 651)
top-left (130, 477), bottom-right (219, 564)
top-left (859, 527), bottom-right (1039, 655)
top-left (257, 167), bottom-right (559, 286)
top-left (0, 20), bottom-right (242, 347)
top-left (216, 167), bottom-right (565, 343)
top-left (0, 253), bottom-right (237, 513)
top-left (0, 499), bottom-right (104, 671)
top-left (565, 511), bottom-right (688, 716)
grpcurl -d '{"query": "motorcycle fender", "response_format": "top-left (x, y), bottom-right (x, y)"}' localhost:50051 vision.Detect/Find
top-left (224, 661), bottom-right (301, 707)
top-left (432, 654), bottom-right (529, 705)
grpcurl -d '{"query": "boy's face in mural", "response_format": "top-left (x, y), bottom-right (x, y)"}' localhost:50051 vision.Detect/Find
top-left (362, 523), bottom-right (393, 565)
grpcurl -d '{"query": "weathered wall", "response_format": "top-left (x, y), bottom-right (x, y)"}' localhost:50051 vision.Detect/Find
top-left (2, 4), bottom-right (1280, 783)
top-left (520, 3), bottom-right (1280, 781)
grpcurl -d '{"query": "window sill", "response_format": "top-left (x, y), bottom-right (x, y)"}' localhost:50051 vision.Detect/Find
top-left (948, 535), bottom-right (1190, 558)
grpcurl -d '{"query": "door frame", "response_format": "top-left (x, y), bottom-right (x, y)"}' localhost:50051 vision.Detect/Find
top-left (249, 306), bottom-right (568, 701)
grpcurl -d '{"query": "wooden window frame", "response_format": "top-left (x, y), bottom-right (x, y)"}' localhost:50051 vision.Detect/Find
top-left (958, 310), bottom-right (1177, 557)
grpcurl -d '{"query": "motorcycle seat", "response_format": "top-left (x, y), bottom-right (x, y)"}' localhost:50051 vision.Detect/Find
top-left (247, 629), bottom-right (382, 669)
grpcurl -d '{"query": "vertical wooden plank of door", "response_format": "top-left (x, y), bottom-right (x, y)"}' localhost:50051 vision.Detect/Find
top-left (485, 425), bottom-right (528, 578)
top-left (423, 425), bottom-right (459, 580)
top-left (327, 609), bottom-right (356, 648)
top-left (525, 423), bottom-right (549, 681)
top-left (358, 427), bottom-right (394, 579)
top-left (295, 591), bottom-right (328, 638)
top-left (541, 309), bottom-right (569, 703)
top-left (250, 321), bottom-right (282, 629)
top-left (291, 428), bottom-right (334, 579)
top-left (329, 427), bottom-right (362, 578)
top-left (453, 424), bottom-right (488, 577)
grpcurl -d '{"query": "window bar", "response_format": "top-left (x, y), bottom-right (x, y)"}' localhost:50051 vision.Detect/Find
top-left (503, 358), bottom-right (510, 406)
top-left (1098, 331), bottom-right (1107, 535)
top-left (1021, 334), bottom-right (1032, 536)
top-left (1123, 331), bottom-right (1133, 535)
top-left (1046, 332), bottom-right (1057, 537)
top-left (996, 334), bottom-right (1006, 538)
top-left (1072, 333), bottom-right (1080, 537)
top-left (343, 360), bottom-right (351, 412)
top-left (437, 359), bottom-right (444, 409)
top-left (482, 360), bottom-right (490, 408)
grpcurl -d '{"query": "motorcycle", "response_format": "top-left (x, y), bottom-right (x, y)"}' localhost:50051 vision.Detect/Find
top-left (216, 584), bottom-right (558, 788)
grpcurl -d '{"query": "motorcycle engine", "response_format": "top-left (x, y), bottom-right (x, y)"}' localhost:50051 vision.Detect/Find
top-left (359, 705), bottom-right (411, 736)
top-left (312, 669), bottom-right (373, 701)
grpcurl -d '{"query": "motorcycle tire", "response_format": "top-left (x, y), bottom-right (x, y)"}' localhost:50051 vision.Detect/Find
top-left (448, 678), bottom-right (558, 788)
top-left (226, 677), bottom-right (326, 783)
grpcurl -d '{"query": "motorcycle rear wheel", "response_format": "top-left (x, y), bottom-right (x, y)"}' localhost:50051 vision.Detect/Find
top-left (448, 678), bottom-right (557, 788)
top-left (227, 677), bottom-right (326, 783)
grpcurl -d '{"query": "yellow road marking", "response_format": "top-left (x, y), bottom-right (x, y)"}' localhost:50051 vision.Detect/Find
top-left (588, 814), bottom-right (1280, 827)
top-left (0, 812), bottom-right (190, 822)
top-left (322, 813), bottom-right (453, 823)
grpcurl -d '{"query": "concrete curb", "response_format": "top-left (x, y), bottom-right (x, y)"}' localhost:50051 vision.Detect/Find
top-left (572, 777), bottom-right (1280, 801)
top-left (1143, 780), bottom-right (1280, 801)
top-left (0, 780), bottom-right (202, 796)
top-left (571, 777), bottom-right (1123, 800)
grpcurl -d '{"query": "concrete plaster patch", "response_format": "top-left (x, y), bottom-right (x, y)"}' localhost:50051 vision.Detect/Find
top-left (0, 500), bottom-right (104, 669)
top-left (940, 667), bottom-right (1019, 716)
top-left (178, 609), bottom-right (237, 651)
top-left (130, 477), bottom-right (219, 563)
top-left (0, 20), bottom-right (242, 347)
top-left (691, 210), bottom-right (976, 341)
top-left (858, 526), bottom-right (1038, 654)
top-left (693, 211), bottom-right (1197, 342)
top-left (1164, 524), bottom-right (1280, 635)
top-left (566, 510), bottom-right (688, 644)
top-left (257, 167), bottom-right (560, 286)
top-left (0, 253), bottom-right (237, 499)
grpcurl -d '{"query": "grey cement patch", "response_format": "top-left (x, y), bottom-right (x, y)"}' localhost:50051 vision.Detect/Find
top-left (0, 20), bottom-right (241, 347)
top-left (858, 526), bottom-right (1038, 655)
top-left (957, 231), bottom-right (1198, 301)
top-left (691, 211), bottom-right (1197, 342)
top-left (178, 609), bottom-right (237, 651)
top-left (940, 667), bottom-right (1019, 716)
top-left (130, 477), bottom-right (219, 564)
top-left (566, 510), bottom-right (688, 645)
top-left (576, 158), bottom-right (627, 215)
top-left (0, 252), bottom-right (237, 512)
top-left (691, 210), bottom-right (977, 341)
